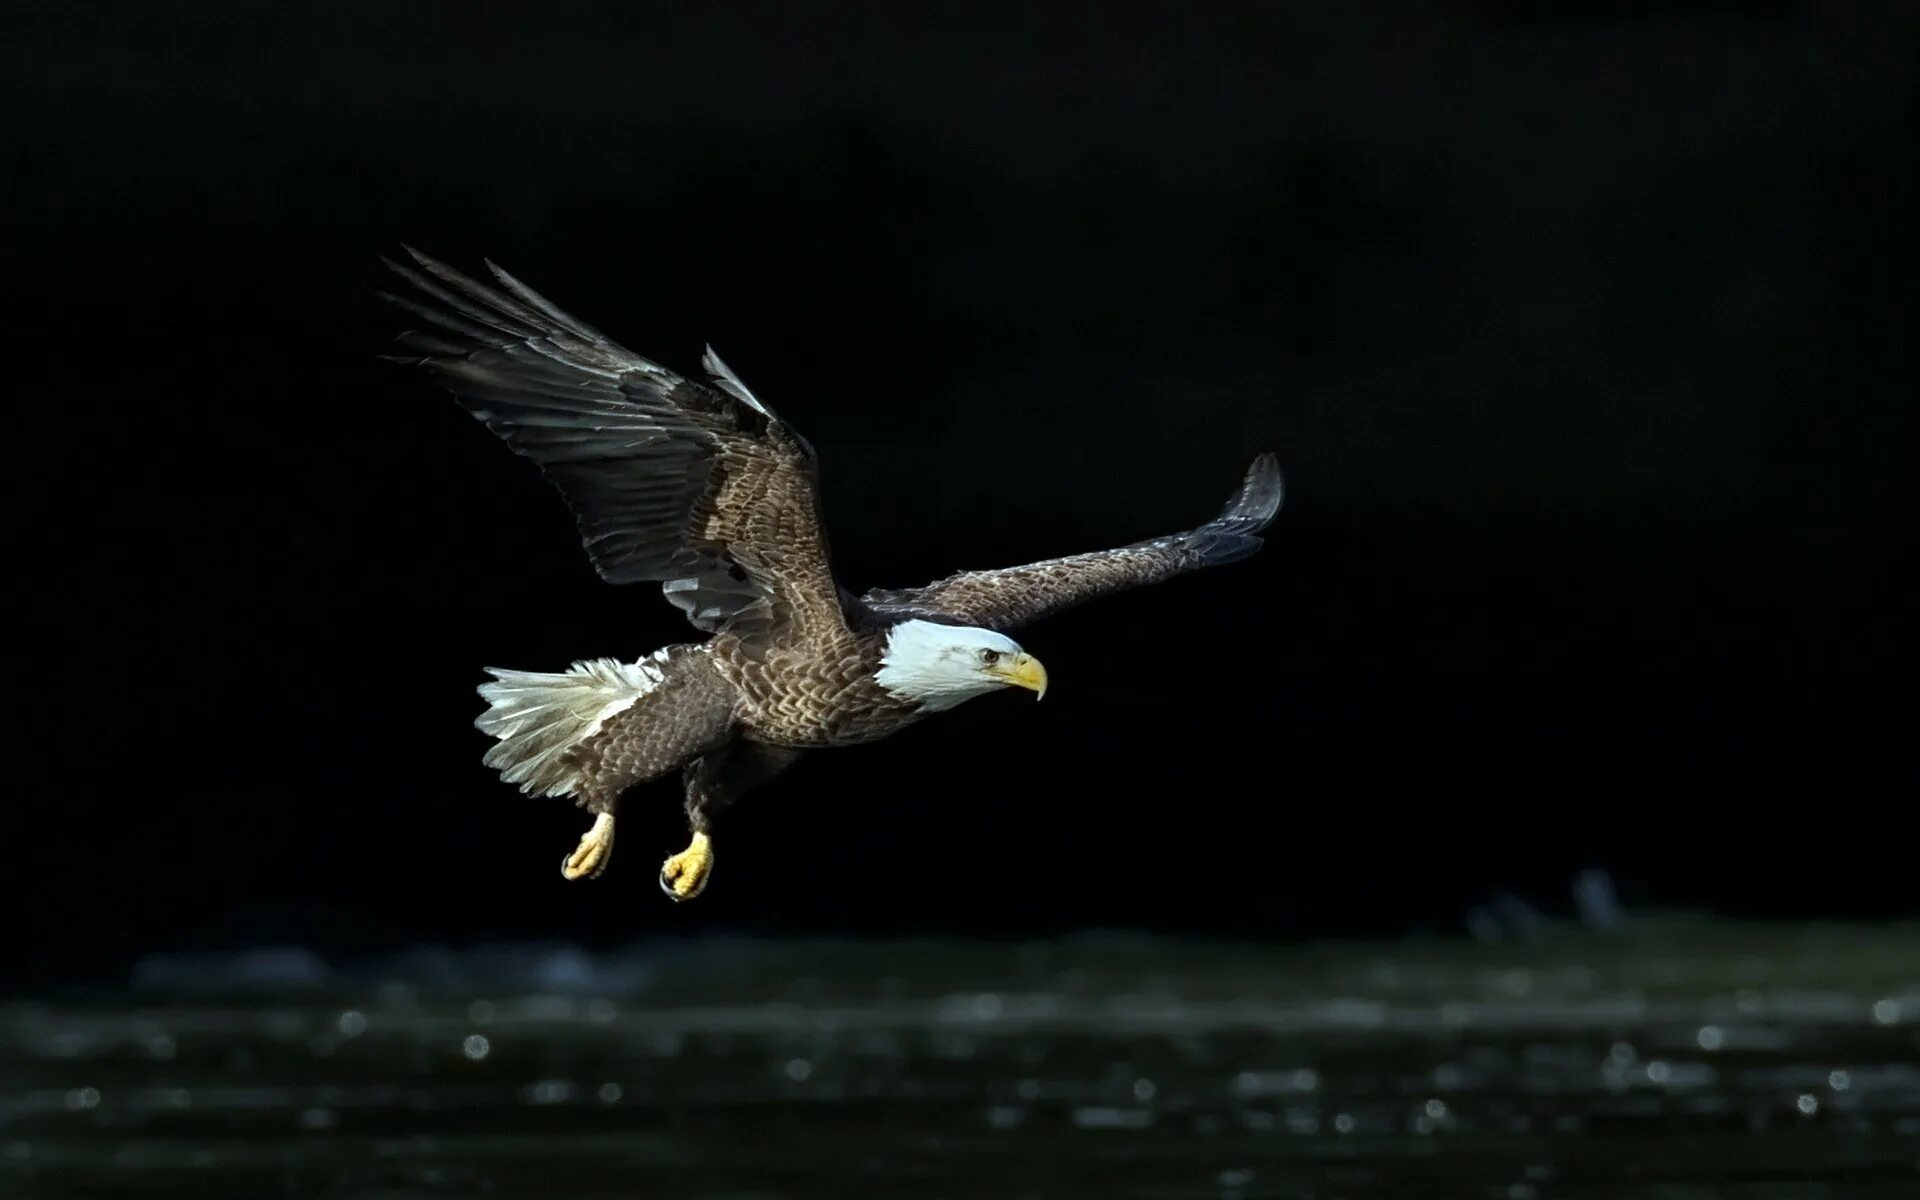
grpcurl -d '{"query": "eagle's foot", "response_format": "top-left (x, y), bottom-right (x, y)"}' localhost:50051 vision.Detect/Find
top-left (561, 812), bottom-right (615, 881)
top-left (659, 832), bottom-right (713, 902)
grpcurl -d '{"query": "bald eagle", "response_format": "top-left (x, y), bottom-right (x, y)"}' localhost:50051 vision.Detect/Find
top-left (383, 250), bottom-right (1283, 900)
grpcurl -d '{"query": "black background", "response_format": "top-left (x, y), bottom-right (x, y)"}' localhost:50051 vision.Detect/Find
top-left (7, 3), bottom-right (1913, 983)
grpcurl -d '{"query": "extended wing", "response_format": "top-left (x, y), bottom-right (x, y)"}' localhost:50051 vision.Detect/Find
top-left (382, 249), bottom-right (844, 645)
top-left (858, 454), bottom-right (1283, 633)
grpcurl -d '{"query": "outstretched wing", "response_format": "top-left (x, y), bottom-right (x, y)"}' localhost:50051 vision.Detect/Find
top-left (381, 248), bottom-right (843, 645)
top-left (858, 454), bottom-right (1283, 632)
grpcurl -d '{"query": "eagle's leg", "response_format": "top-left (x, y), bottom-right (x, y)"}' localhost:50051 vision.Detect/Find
top-left (657, 830), bottom-right (712, 901)
top-left (562, 793), bottom-right (619, 881)
top-left (660, 742), bottom-right (801, 902)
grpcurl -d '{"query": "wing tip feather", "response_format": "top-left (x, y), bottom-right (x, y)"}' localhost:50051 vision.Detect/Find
top-left (1220, 452), bottom-right (1284, 531)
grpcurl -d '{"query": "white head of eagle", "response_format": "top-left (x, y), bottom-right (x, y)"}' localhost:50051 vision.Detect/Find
top-left (874, 619), bottom-right (1050, 711)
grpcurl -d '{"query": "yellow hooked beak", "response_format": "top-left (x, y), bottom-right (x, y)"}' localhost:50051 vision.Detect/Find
top-left (990, 651), bottom-right (1049, 700)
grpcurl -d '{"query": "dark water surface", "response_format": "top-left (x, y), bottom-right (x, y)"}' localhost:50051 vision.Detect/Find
top-left (7, 921), bottom-right (1920, 1198)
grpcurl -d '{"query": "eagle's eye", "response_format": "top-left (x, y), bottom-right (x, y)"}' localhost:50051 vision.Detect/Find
top-left (979, 649), bottom-right (1001, 666)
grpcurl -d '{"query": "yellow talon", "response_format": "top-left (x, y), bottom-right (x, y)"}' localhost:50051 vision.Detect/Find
top-left (659, 831), bottom-right (714, 902)
top-left (561, 812), bottom-right (615, 881)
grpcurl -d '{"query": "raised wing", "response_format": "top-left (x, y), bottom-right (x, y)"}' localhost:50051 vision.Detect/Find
top-left (858, 454), bottom-right (1283, 632)
top-left (381, 248), bottom-right (844, 645)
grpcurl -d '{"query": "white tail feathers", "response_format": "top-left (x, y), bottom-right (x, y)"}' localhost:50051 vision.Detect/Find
top-left (475, 657), bottom-right (665, 798)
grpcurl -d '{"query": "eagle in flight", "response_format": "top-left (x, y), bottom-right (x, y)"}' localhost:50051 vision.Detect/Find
top-left (383, 250), bottom-right (1283, 900)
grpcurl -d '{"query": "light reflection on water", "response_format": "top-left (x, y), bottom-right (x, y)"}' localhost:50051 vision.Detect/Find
top-left (7, 920), bottom-right (1920, 1198)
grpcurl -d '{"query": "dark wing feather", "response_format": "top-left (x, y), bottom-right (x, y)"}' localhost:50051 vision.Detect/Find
top-left (858, 454), bottom-right (1283, 632)
top-left (381, 249), bottom-right (844, 644)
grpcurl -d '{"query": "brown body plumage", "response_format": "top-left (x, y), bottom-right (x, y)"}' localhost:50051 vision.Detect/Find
top-left (383, 249), bottom-right (1283, 898)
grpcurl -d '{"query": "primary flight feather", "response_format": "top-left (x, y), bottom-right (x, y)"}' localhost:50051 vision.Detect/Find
top-left (382, 249), bottom-right (1284, 899)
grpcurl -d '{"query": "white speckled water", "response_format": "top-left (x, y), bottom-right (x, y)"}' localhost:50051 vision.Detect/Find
top-left (7, 920), bottom-right (1920, 1197)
